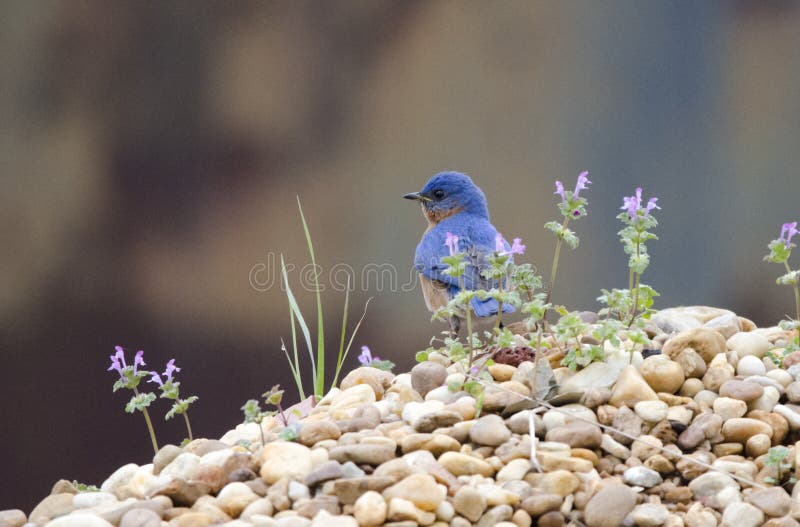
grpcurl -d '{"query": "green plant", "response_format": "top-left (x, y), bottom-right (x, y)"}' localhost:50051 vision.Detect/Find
top-left (765, 222), bottom-right (800, 325)
top-left (598, 187), bottom-right (661, 327)
top-left (107, 347), bottom-right (159, 454)
top-left (280, 197), bottom-right (371, 400)
top-left (241, 385), bottom-right (292, 445)
top-left (545, 172), bottom-right (591, 305)
top-left (148, 359), bottom-right (198, 443)
top-left (764, 446), bottom-right (796, 487)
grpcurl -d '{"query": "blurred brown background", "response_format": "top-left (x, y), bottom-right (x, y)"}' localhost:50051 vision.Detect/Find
top-left (2, 0), bottom-right (800, 510)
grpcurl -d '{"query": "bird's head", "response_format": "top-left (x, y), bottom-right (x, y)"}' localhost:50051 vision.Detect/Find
top-left (403, 171), bottom-right (489, 225)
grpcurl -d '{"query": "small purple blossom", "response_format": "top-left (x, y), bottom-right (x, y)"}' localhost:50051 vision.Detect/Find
top-left (495, 233), bottom-right (505, 253)
top-left (554, 181), bottom-right (566, 203)
top-left (496, 234), bottom-right (526, 257)
top-left (444, 232), bottom-right (459, 257)
top-left (107, 346), bottom-right (126, 377)
top-left (358, 346), bottom-right (377, 366)
top-left (133, 350), bottom-right (146, 374)
top-left (621, 187), bottom-right (659, 222)
top-left (573, 171), bottom-right (591, 198)
top-left (148, 371), bottom-right (163, 386)
top-left (644, 197), bottom-right (660, 216)
top-left (469, 366), bottom-right (479, 376)
top-left (163, 358), bottom-right (181, 381)
top-left (780, 222), bottom-right (799, 248)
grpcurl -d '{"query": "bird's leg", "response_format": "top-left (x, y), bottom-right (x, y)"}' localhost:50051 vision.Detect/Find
top-left (449, 316), bottom-right (461, 338)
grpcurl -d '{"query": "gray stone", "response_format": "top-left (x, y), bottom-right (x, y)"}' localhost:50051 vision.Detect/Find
top-left (410, 362), bottom-right (448, 397)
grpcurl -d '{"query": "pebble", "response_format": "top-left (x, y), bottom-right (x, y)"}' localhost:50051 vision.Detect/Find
top-left (634, 400), bottom-right (669, 422)
top-left (623, 466), bottom-right (663, 488)
top-left (352, 491), bottom-right (386, 527)
top-left (629, 503), bottom-right (669, 527)
top-left (640, 356), bottom-right (685, 394)
top-left (746, 487), bottom-right (792, 517)
top-left (583, 485), bottom-right (638, 527)
top-left (662, 327), bottom-right (727, 363)
top-left (43, 514), bottom-right (115, 527)
top-left (713, 397), bottom-right (747, 420)
top-left (0, 510), bottom-right (26, 527)
top-left (722, 502), bottom-right (764, 527)
top-left (119, 508), bottom-right (161, 527)
top-left (727, 331), bottom-right (771, 358)
top-left (452, 486), bottom-right (487, 522)
top-left (410, 362), bottom-right (448, 397)
top-left (438, 452), bottom-right (495, 477)
top-left (469, 414), bottom-right (511, 446)
top-left (382, 473), bottom-right (444, 511)
top-left (259, 442), bottom-right (313, 484)
top-left (609, 366), bottom-right (659, 407)
top-left (719, 379), bottom-right (764, 401)
top-left (737, 355), bottom-right (767, 376)
top-left (721, 417), bottom-right (773, 442)
top-left (545, 421), bottom-right (601, 449)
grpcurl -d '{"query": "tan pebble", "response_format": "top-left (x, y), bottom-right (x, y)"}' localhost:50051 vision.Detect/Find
top-left (488, 363), bottom-right (517, 382)
top-left (679, 378), bottom-right (705, 397)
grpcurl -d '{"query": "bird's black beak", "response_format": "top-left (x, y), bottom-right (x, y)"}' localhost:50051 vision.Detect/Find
top-left (403, 192), bottom-right (431, 202)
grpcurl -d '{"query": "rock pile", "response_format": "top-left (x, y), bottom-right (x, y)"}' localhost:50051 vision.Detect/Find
top-left (6, 306), bottom-right (800, 527)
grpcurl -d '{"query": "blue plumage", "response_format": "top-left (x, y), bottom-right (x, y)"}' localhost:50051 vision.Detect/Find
top-left (404, 172), bottom-right (514, 332)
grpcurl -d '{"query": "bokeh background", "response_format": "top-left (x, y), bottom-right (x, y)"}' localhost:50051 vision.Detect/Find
top-left (3, 0), bottom-right (800, 510)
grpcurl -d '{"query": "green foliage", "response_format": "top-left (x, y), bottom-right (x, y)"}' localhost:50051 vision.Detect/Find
top-left (125, 392), bottom-right (156, 413)
top-left (764, 446), bottom-right (796, 487)
top-left (72, 481), bottom-right (100, 493)
top-left (280, 198), bottom-right (372, 400)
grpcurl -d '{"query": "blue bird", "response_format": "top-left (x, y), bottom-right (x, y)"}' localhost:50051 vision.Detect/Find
top-left (404, 171), bottom-right (514, 335)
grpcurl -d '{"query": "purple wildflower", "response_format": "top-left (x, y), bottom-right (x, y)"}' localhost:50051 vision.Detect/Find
top-left (444, 232), bottom-right (459, 257)
top-left (644, 197), bottom-right (660, 216)
top-left (469, 366), bottom-right (479, 376)
top-left (133, 350), bottom-right (146, 375)
top-left (621, 187), bottom-right (659, 222)
top-left (358, 346), bottom-right (377, 366)
top-left (780, 222), bottom-right (799, 249)
top-left (554, 181), bottom-right (566, 203)
top-left (163, 358), bottom-right (181, 381)
top-left (573, 171), bottom-right (591, 198)
top-left (496, 234), bottom-right (526, 257)
top-left (495, 233), bottom-right (505, 253)
top-left (148, 371), bottom-right (163, 386)
top-left (107, 346), bottom-right (126, 377)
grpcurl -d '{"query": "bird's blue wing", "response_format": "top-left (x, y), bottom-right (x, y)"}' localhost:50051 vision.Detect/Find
top-left (414, 220), bottom-right (515, 317)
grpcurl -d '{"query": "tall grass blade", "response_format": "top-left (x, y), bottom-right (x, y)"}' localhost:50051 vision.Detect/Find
top-left (281, 338), bottom-right (304, 400)
top-left (297, 197), bottom-right (325, 397)
top-left (331, 275), bottom-right (351, 390)
top-left (332, 296), bottom-right (373, 388)
top-left (281, 254), bottom-right (317, 393)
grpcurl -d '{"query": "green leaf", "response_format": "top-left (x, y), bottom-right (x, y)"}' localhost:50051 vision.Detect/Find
top-left (281, 254), bottom-right (312, 399)
top-left (415, 350), bottom-right (429, 362)
top-left (296, 197), bottom-right (325, 398)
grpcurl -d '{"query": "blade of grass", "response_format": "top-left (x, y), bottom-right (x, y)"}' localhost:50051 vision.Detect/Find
top-left (280, 338), bottom-right (304, 400)
top-left (281, 254), bottom-right (317, 393)
top-left (332, 296), bottom-right (373, 388)
top-left (331, 275), bottom-right (350, 389)
top-left (297, 197), bottom-right (325, 397)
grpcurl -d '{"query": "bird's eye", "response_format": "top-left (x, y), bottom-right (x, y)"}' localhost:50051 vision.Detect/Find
top-left (433, 189), bottom-right (445, 200)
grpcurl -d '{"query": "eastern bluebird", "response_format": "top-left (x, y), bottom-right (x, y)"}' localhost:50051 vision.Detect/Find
top-left (404, 171), bottom-right (514, 335)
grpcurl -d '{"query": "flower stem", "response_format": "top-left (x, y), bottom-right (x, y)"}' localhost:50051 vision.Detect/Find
top-left (784, 261), bottom-right (800, 324)
top-left (466, 308), bottom-right (474, 367)
top-left (182, 411), bottom-right (194, 441)
top-left (546, 217), bottom-right (570, 305)
top-left (628, 239), bottom-right (641, 327)
top-left (459, 274), bottom-right (475, 367)
top-left (495, 281), bottom-right (504, 330)
top-left (133, 387), bottom-right (159, 454)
